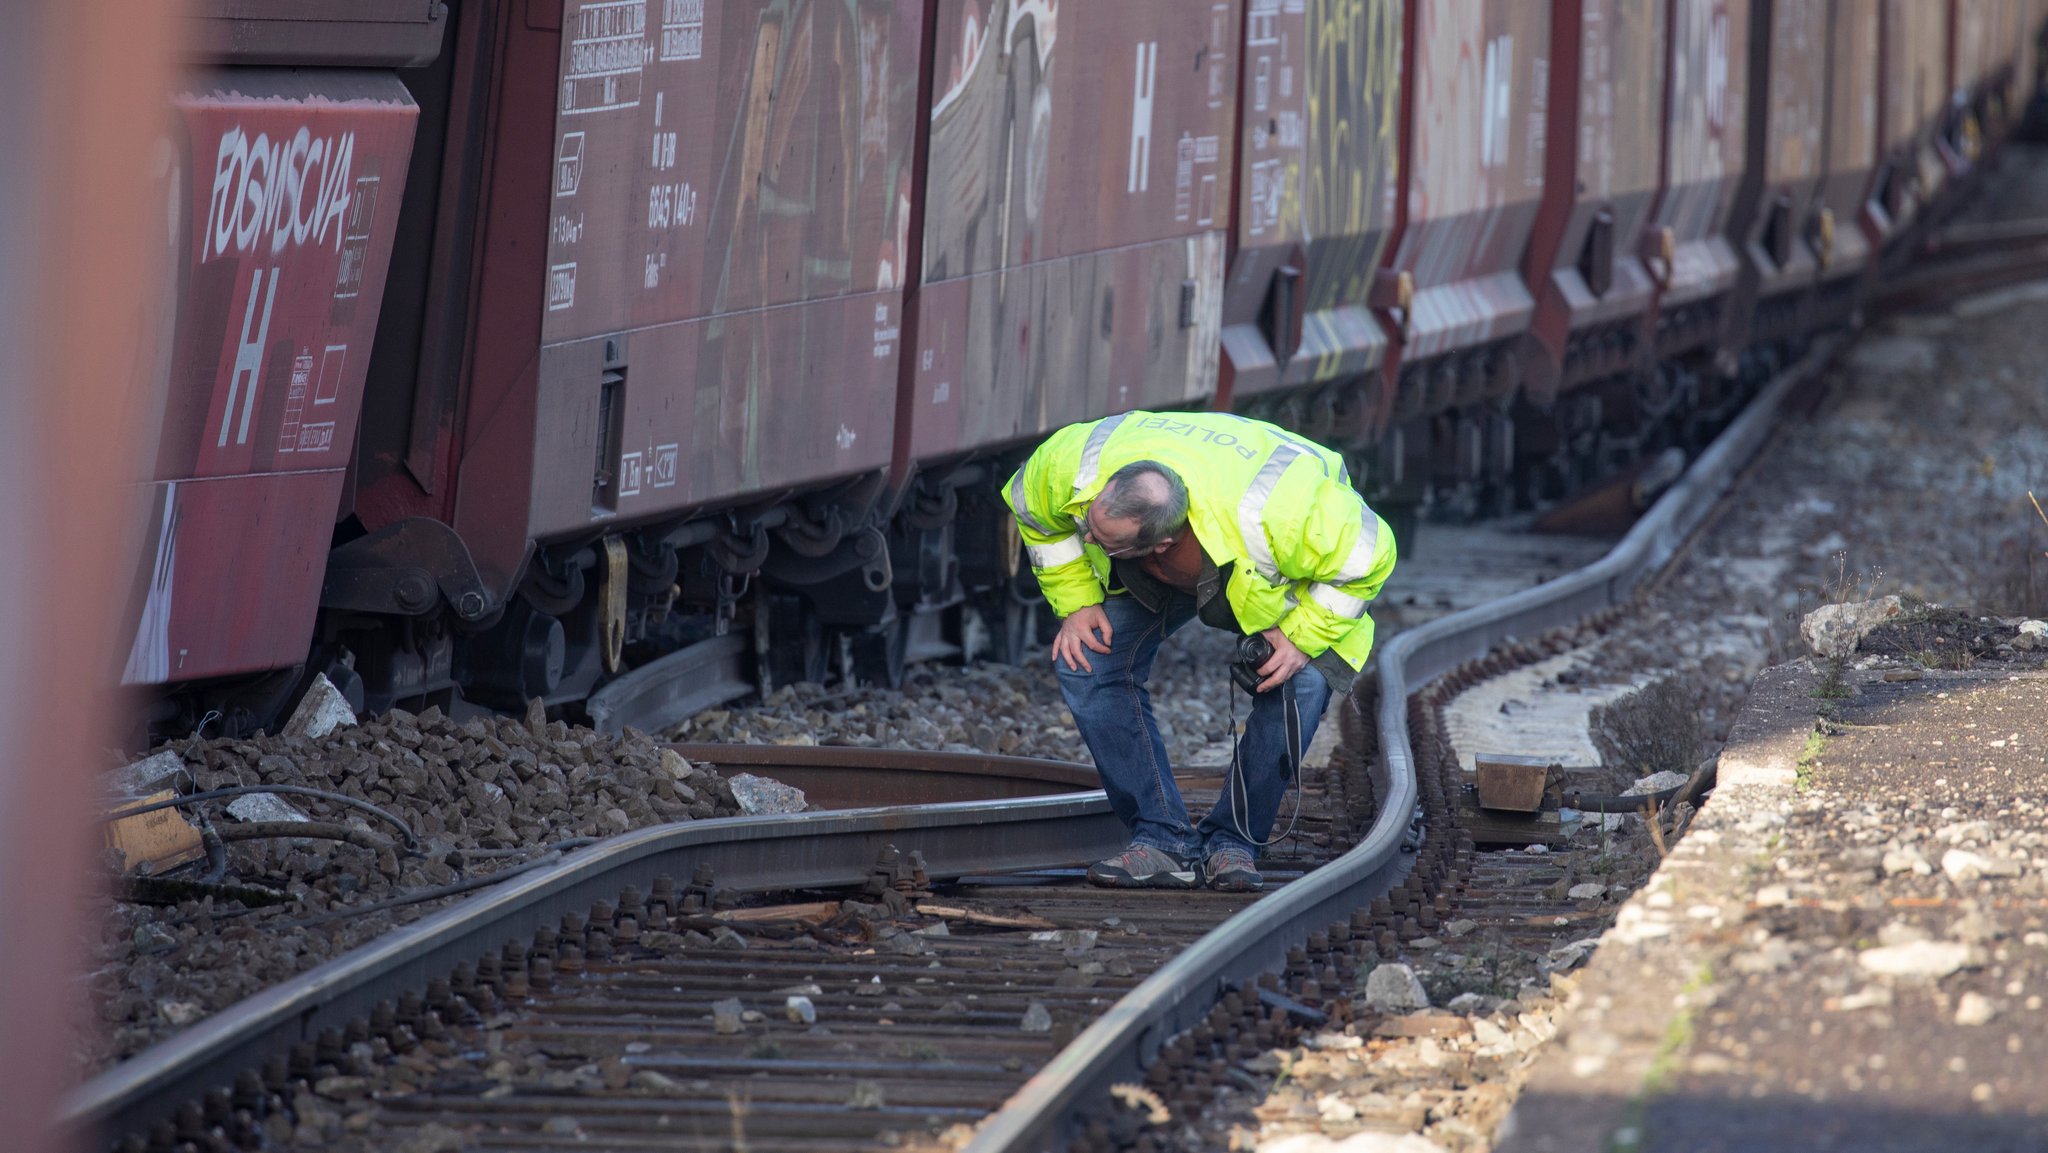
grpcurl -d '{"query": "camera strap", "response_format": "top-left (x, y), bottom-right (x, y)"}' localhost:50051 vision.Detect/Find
top-left (1223, 671), bottom-right (1304, 848)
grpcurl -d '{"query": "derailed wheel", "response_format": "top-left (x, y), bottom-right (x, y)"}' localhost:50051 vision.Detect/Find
top-left (970, 570), bottom-right (1046, 666)
top-left (757, 593), bottom-right (830, 692)
top-left (847, 616), bottom-right (908, 689)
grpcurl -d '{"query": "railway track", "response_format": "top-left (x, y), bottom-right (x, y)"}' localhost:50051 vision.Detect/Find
top-left (1869, 219), bottom-right (2048, 313)
top-left (77, 269), bottom-right (2048, 1149)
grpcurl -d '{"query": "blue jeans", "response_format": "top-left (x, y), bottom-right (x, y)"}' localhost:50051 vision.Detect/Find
top-left (1054, 592), bottom-right (1332, 859)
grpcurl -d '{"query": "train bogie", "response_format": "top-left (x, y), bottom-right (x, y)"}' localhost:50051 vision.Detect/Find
top-left (336, 1), bottom-right (933, 715)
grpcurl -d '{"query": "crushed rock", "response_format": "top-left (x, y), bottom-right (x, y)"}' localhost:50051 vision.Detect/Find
top-left (82, 707), bottom-right (738, 1073)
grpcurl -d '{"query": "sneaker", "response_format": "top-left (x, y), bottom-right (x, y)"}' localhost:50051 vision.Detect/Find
top-left (1203, 846), bottom-right (1263, 892)
top-left (1087, 844), bottom-right (1200, 889)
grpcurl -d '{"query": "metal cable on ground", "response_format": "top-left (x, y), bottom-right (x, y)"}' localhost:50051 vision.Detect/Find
top-left (451, 837), bottom-right (598, 861)
top-left (159, 837), bottom-right (600, 927)
top-left (212, 821), bottom-right (394, 854)
top-left (100, 784), bottom-right (419, 851)
top-left (195, 817), bottom-right (228, 885)
top-left (275, 849), bottom-right (577, 930)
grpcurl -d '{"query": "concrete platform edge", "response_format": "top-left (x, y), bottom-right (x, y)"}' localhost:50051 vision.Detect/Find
top-left (1491, 660), bottom-right (1824, 1153)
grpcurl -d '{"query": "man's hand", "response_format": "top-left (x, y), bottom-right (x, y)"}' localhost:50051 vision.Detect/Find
top-left (1052, 604), bottom-right (1114, 673)
top-left (1254, 626), bottom-right (1308, 692)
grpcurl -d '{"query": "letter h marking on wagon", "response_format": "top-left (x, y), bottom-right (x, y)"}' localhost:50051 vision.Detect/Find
top-left (219, 266), bottom-right (280, 448)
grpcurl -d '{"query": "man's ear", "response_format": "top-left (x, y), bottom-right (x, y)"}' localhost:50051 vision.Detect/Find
top-left (1150, 536), bottom-right (1175, 555)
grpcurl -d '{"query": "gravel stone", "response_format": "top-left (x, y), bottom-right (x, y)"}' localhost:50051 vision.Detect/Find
top-left (1800, 596), bottom-right (1904, 659)
top-left (1882, 847), bottom-right (1931, 876)
top-left (1954, 991), bottom-right (1998, 1026)
top-left (1845, 334), bottom-right (1937, 374)
top-left (312, 1076), bottom-right (369, 1100)
top-left (224, 791), bottom-right (312, 824)
top-left (727, 771), bottom-right (808, 815)
top-left (1941, 849), bottom-right (2023, 884)
top-left (1364, 964), bottom-right (1431, 1013)
top-left (282, 673), bottom-right (358, 740)
top-left (83, 709), bottom-right (740, 1073)
top-left (1856, 940), bottom-right (1980, 980)
top-left (394, 1123), bottom-right (467, 1153)
top-left (109, 750), bottom-right (187, 797)
top-left (1622, 771), bottom-right (1690, 795)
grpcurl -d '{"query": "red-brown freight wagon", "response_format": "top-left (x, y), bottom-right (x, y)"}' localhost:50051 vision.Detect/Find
top-left (1723, 0), bottom-right (1829, 350)
top-left (1808, 0), bottom-right (1884, 328)
top-left (116, 8), bottom-right (423, 731)
top-left (902, 0), bottom-right (1237, 465)
top-left (336, 0), bottom-right (930, 716)
top-left (107, 0), bottom-right (2048, 740)
top-left (894, 0), bottom-right (1245, 673)
top-left (1949, 0), bottom-right (2016, 170)
top-left (1516, 0), bottom-right (1669, 498)
top-left (1648, 0), bottom-right (1750, 361)
top-left (1866, 0), bottom-right (1950, 245)
top-left (1216, 0), bottom-right (1404, 458)
top-left (1371, 0), bottom-right (1552, 516)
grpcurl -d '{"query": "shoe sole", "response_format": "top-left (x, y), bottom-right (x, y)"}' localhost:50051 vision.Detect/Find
top-left (1206, 875), bottom-right (1263, 892)
top-left (1086, 868), bottom-right (1200, 889)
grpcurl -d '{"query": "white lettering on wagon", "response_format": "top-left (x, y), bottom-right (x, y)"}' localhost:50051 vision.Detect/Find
top-left (660, 0), bottom-right (704, 62)
top-left (1127, 41), bottom-right (1158, 194)
top-left (218, 266), bottom-right (279, 447)
top-left (204, 126), bottom-right (357, 263)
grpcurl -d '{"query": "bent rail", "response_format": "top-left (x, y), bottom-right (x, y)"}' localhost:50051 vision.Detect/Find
top-left (672, 742), bottom-right (1104, 806)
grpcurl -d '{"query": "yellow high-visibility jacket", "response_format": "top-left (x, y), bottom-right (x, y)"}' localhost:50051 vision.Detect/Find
top-left (1002, 411), bottom-right (1397, 669)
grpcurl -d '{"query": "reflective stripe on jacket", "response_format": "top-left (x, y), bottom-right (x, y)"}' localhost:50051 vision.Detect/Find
top-left (1001, 411), bottom-right (1397, 670)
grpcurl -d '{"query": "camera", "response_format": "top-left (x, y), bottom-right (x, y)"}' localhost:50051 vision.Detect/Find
top-left (1230, 632), bottom-right (1274, 693)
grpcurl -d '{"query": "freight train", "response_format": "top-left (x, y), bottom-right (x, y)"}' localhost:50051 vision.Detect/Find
top-left (126, 0), bottom-right (2046, 740)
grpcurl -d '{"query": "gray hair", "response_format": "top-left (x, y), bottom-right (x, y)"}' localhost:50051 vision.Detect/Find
top-left (1097, 461), bottom-right (1189, 548)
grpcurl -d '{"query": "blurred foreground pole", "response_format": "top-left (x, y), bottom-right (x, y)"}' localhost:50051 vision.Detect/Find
top-left (0, 2), bottom-right (174, 1149)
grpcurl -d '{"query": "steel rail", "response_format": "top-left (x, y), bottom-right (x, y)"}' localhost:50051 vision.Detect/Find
top-left (1868, 245), bottom-right (2048, 313)
top-left (63, 792), bottom-right (1126, 1148)
top-left (965, 339), bottom-right (1841, 1152)
top-left (671, 742), bottom-right (1104, 806)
